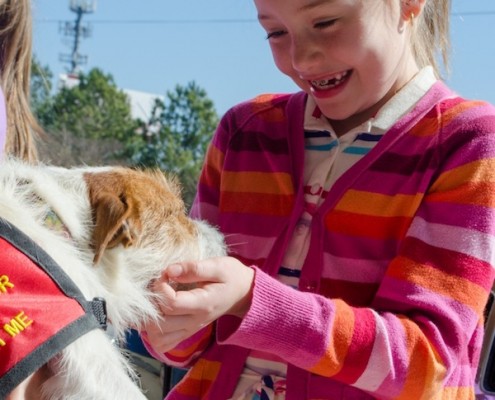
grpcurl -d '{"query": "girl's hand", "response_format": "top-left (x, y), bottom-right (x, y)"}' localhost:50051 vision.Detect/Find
top-left (143, 256), bottom-right (255, 353)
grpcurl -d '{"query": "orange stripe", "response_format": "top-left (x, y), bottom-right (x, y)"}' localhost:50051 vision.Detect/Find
top-left (335, 190), bottom-right (422, 218)
top-left (251, 93), bottom-right (286, 122)
top-left (221, 191), bottom-right (295, 216)
top-left (407, 100), bottom-right (484, 139)
top-left (187, 358), bottom-right (221, 380)
top-left (431, 158), bottom-right (495, 190)
top-left (206, 144), bottom-right (224, 173)
top-left (202, 145), bottom-right (224, 188)
top-left (442, 100), bottom-right (486, 128)
top-left (409, 115), bottom-right (440, 137)
top-left (428, 158), bottom-right (495, 207)
top-left (395, 318), bottom-right (445, 400)
top-left (388, 256), bottom-right (487, 313)
top-left (428, 181), bottom-right (495, 208)
top-left (222, 171), bottom-right (294, 195)
top-left (310, 300), bottom-right (353, 376)
top-left (166, 326), bottom-right (213, 358)
top-left (176, 358), bottom-right (221, 397)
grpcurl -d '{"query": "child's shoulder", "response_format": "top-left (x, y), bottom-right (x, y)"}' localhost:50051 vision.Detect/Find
top-left (439, 94), bottom-right (495, 115)
top-left (236, 92), bottom-right (295, 109)
top-left (415, 82), bottom-right (495, 137)
top-left (225, 91), bottom-right (306, 126)
top-left (437, 94), bottom-right (495, 134)
top-left (430, 81), bottom-right (493, 115)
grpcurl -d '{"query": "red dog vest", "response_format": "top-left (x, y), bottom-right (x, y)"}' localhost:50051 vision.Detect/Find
top-left (0, 218), bottom-right (107, 397)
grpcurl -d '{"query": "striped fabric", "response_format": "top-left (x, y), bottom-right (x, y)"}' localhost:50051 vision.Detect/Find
top-left (229, 70), bottom-right (438, 400)
top-left (151, 81), bottom-right (495, 400)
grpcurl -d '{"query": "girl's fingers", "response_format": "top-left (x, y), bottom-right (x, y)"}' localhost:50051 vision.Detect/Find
top-left (152, 280), bottom-right (178, 314)
top-left (162, 258), bottom-right (225, 284)
top-left (153, 271), bottom-right (216, 317)
top-left (158, 257), bottom-right (255, 318)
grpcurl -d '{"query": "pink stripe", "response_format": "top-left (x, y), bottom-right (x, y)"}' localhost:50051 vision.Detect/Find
top-left (322, 252), bottom-right (388, 283)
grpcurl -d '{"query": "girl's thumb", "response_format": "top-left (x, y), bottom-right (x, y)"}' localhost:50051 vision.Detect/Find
top-left (163, 259), bottom-right (221, 284)
top-left (166, 263), bottom-right (184, 278)
top-left (163, 262), bottom-right (201, 284)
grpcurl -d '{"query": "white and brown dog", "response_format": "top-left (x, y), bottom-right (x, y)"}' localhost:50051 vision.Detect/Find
top-left (0, 157), bottom-right (226, 400)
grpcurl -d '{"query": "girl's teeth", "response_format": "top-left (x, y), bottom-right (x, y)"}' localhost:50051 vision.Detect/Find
top-left (311, 71), bottom-right (349, 89)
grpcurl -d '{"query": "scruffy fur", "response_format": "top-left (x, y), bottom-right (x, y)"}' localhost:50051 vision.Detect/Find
top-left (3, 158), bottom-right (226, 400)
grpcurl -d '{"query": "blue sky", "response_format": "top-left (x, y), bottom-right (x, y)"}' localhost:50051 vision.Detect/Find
top-left (32, 0), bottom-right (495, 116)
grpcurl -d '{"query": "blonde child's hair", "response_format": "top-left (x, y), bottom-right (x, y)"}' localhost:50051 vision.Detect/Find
top-left (0, 0), bottom-right (41, 161)
top-left (412, 0), bottom-right (451, 78)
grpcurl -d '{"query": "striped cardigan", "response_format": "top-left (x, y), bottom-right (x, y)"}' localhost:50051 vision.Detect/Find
top-left (155, 81), bottom-right (495, 399)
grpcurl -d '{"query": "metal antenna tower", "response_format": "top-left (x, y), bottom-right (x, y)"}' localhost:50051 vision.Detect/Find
top-left (59, 0), bottom-right (97, 73)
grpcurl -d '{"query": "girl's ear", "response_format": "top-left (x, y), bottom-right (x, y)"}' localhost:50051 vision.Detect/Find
top-left (401, 0), bottom-right (426, 21)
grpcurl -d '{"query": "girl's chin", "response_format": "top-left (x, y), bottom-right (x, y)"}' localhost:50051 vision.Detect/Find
top-left (312, 100), bottom-right (357, 121)
top-left (316, 102), bottom-right (381, 135)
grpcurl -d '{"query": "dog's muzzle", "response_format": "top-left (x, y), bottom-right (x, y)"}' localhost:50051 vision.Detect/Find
top-left (0, 218), bottom-right (108, 398)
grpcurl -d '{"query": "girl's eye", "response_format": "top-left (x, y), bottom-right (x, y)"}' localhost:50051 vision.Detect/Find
top-left (314, 19), bottom-right (337, 29)
top-left (266, 30), bottom-right (287, 40)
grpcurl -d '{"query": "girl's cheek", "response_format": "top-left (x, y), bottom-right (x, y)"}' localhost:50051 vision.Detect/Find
top-left (271, 49), bottom-right (292, 75)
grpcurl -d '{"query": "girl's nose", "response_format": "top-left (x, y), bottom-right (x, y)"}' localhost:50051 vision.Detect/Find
top-left (290, 34), bottom-right (322, 76)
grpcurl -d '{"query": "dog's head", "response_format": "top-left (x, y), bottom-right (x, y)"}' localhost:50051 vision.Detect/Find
top-left (79, 166), bottom-right (226, 331)
top-left (13, 162), bottom-right (226, 330)
top-left (85, 167), bottom-right (194, 265)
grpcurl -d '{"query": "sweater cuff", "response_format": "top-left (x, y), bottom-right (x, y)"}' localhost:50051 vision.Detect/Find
top-left (217, 266), bottom-right (330, 358)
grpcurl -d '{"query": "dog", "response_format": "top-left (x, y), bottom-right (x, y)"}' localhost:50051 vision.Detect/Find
top-left (0, 157), bottom-right (226, 400)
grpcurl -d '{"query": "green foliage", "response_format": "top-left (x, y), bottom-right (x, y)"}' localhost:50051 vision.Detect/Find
top-left (122, 81), bottom-right (219, 206)
top-left (38, 68), bottom-right (136, 142)
top-left (30, 60), bottom-right (218, 206)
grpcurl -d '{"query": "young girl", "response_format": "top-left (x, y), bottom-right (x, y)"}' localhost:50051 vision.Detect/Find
top-left (143, 0), bottom-right (495, 398)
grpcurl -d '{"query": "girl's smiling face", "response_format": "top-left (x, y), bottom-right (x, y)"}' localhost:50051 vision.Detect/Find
top-left (255, 0), bottom-right (422, 134)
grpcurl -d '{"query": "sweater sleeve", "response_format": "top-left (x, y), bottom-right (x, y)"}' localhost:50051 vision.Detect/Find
top-left (217, 100), bottom-right (495, 398)
top-left (142, 325), bottom-right (214, 368)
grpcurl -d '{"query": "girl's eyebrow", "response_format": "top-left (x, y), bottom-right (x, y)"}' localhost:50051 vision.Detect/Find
top-left (300, 0), bottom-right (337, 12)
top-left (258, 0), bottom-right (336, 20)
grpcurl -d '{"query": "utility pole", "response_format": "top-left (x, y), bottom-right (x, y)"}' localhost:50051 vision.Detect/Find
top-left (59, 0), bottom-right (97, 74)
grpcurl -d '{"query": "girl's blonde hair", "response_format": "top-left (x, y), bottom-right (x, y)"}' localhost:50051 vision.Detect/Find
top-left (0, 0), bottom-right (41, 161)
top-left (412, 0), bottom-right (452, 78)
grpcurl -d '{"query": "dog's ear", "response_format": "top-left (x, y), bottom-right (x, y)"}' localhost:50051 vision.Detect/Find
top-left (88, 181), bottom-right (142, 265)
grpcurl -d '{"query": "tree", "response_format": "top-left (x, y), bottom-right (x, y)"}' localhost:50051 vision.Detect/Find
top-left (123, 81), bottom-right (219, 207)
top-left (30, 62), bottom-right (218, 206)
top-left (35, 68), bottom-right (137, 166)
top-left (41, 68), bottom-right (135, 140)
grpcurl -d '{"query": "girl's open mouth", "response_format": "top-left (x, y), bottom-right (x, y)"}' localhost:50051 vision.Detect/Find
top-left (310, 70), bottom-right (351, 91)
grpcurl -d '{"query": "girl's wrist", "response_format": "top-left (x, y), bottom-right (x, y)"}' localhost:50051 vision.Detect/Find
top-left (228, 265), bottom-right (255, 318)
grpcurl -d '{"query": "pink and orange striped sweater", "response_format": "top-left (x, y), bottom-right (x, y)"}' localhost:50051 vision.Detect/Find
top-left (150, 81), bottom-right (495, 399)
